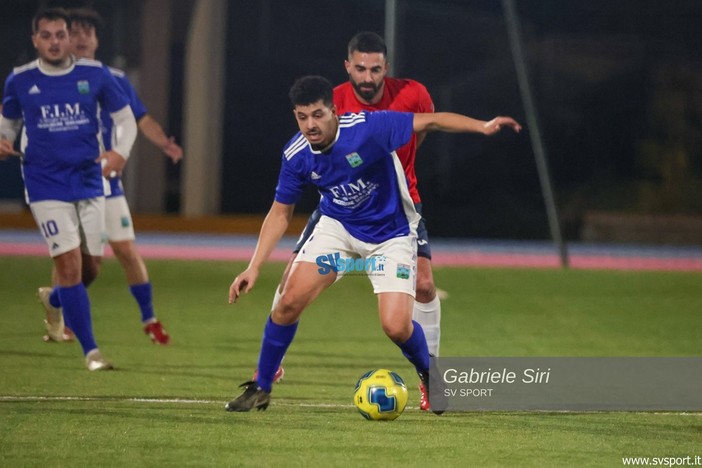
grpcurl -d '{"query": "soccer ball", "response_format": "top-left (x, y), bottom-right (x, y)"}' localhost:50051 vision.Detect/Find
top-left (353, 369), bottom-right (408, 420)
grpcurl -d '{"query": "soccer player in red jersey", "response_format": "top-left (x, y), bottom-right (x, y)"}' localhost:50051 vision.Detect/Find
top-left (333, 31), bottom-right (440, 356)
top-left (336, 32), bottom-right (440, 410)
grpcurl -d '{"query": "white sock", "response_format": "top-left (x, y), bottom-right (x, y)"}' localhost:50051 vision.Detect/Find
top-left (271, 286), bottom-right (282, 312)
top-left (413, 295), bottom-right (441, 356)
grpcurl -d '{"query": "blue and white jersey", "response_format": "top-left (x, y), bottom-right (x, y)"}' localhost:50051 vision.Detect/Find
top-left (1, 58), bottom-right (129, 202)
top-left (276, 111), bottom-right (421, 244)
top-left (102, 67), bottom-right (147, 198)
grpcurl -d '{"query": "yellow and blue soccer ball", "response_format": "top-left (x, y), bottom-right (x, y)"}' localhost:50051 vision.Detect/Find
top-left (353, 369), bottom-right (408, 420)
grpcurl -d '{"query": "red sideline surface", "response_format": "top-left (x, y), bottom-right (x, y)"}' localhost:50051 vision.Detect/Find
top-left (3, 242), bottom-right (702, 271)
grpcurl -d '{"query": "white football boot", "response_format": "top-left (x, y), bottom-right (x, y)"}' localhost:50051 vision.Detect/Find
top-left (85, 349), bottom-right (114, 371)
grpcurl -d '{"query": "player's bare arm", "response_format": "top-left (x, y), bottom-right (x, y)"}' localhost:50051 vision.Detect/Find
top-left (137, 114), bottom-right (184, 163)
top-left (229, 201), bottom-right (295, 303)
top-left (482, 116), bottom-right (523, 135)
top-left (0, 116), bottom-right (22, 159)
top-left (413, 112), bottom-right (521, 135)
top-left (0, 139), bottom-right (21, 159)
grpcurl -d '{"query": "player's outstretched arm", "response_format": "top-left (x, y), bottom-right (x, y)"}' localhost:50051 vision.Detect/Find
top-left (229, 201), bottom-right (295, 304)
top-left (413, 112), bottom-right (521, 135)
top-left (482, 116), bottom-right (523, 135)
top-left (138, 114), bottom-right (183, 163)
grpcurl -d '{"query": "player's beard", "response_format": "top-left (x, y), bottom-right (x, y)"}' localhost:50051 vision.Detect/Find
top-left (42, 49), bottom-right (71, 68)
top-left (44, 57), bottom-right (67, 67)
top-left (351, 79), bottom-right (381, 102)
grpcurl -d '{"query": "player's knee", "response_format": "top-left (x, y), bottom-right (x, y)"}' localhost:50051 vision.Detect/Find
top-left (415, 277), bottom-right (436, 303)
top-left (81, 260), bottom-right (100, 286)
top-left (57, 267), bottom-right (82, 286)
top-left (272, 292), bottom-right (305, 324)
top-left (381, 321), bottom-right (412, 342)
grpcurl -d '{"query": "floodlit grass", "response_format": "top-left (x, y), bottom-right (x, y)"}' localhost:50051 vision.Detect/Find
top-left (1, 255), bottom-right (701, 467)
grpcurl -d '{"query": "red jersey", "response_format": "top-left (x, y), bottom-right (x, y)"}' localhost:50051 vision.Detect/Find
top-left (334, 77), bottom-right (434, 203)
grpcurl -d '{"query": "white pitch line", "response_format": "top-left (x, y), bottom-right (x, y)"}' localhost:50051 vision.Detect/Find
top-left (0, 395), bottom-right (217, 404)
top-left (4, 396), bottom-right (697, 415)
top-left (0, 395), bottom-right (356, 408)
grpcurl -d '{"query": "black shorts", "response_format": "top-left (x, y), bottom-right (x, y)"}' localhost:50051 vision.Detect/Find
top-left (293, 204), bottom-right (432, 259)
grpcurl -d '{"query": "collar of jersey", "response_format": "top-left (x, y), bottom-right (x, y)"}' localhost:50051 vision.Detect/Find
top-left (36, 56), bottom-right (76, 77)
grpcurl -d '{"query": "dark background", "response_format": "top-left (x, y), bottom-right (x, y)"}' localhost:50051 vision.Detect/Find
top-left (2, 0), bottom-right (701, 240)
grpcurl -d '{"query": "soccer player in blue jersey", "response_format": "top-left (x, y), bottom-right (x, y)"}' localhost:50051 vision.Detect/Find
top-left (225, 75), bottom-right (520, 412)
top-left (260, 32), bottom-right (439, 404)
top-left (0, 8), bottom-right (138, 370)
top-left (35, 8), bottom-right (181, 346)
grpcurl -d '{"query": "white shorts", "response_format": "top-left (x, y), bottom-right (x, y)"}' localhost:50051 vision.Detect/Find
top-left (29, 198), bottom-right (107, 258)
top-left (105, 195), bottom-right (135, 242)
top-left (295, 215), bottom-right (417, 296)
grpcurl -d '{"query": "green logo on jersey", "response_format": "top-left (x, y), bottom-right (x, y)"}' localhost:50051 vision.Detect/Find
top-left (396, 264), bottom-right (411, 280)
top-left (77, 80), bottom-right (90, 94)
top-left (345, 152), bottom-right (363, 168)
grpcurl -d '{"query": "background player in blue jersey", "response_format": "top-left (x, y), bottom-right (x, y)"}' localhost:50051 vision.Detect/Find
top-left (0, 8), bottom-right (137, 370)
top-left (35, 8), bottom-right (182, 346)
top-left (224, 75), bottom-right (520, 412)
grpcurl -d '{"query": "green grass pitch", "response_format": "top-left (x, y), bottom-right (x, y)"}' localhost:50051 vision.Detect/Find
top-left (1, 255), bottom-right (700, 466)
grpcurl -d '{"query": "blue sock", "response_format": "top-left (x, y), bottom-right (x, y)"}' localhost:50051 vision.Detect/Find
top-left (257, 316), bottom-right (298, 392)
top-left (49, 288), bottom-right (61, 308)
top-left (129, 282), bottom-right (155, 323)
top-left (394, 320), bottom-right (430, 375)
top-left (58, 284), bottom-right (98, 355)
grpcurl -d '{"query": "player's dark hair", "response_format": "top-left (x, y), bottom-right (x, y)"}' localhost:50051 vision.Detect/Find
top-left (289, 76), bottom-right (334, 108)
top-left (69, 8), bottom-right (104, 35)
top-left (32, 8), bottom-right (70, 34)
top-left (347, 31), bottom-right (387, 57)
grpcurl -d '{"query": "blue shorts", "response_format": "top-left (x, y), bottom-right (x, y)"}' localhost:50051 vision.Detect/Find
top-left (293, 204), bottom-right (432, 259)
